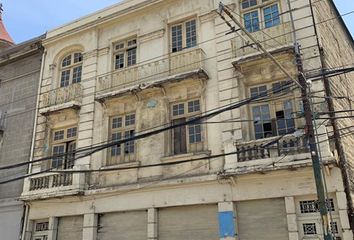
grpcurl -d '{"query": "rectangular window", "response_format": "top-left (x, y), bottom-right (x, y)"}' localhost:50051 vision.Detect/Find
top-left (299, 199), bottom-right (335, 213)
top-left (115, 53), bottom-right (125, 69)
top-left (189, 122), bottom-right (202, 143)
top-left (186, 20), bottom-right (197, 48)
top-left (60, 70), bottom-right (70, 87)
top-left (252, 104), bottom-right (272, 139)
top-left (127, 48), bottom-right (137, 67)
top-left (109, 113), bottom-right (136, 165)
top-left (242, 0), bottom-right (257, 9)
top-left (244, 11), bottom-right (260, 32)
top-left (276, 100), bottom-right (295, 135)
top-left (172, 25), bottom-right (183, 53)
top-left (272, 80), bottom-right (291, 94)
top-left (171, 100), bottom-right (203, 154)
top-left (171, 19), bottom-right (197, 53)
top-left (54, 130), bottom-right (65, 141)
top-left (52, 145), bottom-right (65, 169)
top-left (263, 4), bottom-right (280, 28)
top-left (72, 66), bottom-right (82, 84)
top-left (303, 223), bottom-right (317, 235)
top-left (250, 85), bottom-right (267, 98)
top-left (114, 38), bottom-right (137, 70)
top-left (51, 126), bottom-right (77, 169)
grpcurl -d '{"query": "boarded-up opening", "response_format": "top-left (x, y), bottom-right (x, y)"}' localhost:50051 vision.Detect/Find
top-left (97, 210), bottom-right (147, 240)
top-left (57, 215), bottom-right (83, 240)
top-left (236, 198), bottom-right (288, 240)
top-left (158, 204), bottom-right (218, 240)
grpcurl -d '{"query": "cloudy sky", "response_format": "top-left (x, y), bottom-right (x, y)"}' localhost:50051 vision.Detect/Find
top-left (1, 0), bottom-right (353, 43)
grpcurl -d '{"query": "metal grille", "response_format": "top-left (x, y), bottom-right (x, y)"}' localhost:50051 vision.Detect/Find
top-left (300, 199), bottom-right (335, 213)
top-left (35, 222), bottom-right (49, 232)
top-left (303, 223), bottom-right (317, 235)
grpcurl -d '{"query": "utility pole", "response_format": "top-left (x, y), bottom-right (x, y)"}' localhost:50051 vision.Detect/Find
top-left (217, 2), bottom-right (333, 239)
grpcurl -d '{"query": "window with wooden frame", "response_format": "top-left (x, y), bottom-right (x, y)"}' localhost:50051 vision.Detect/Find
top-left (109, 113), bottom-right (136, 165)
top-left (241, 0), bottom-right (281, 32)
top-left (51, 126), bottom-right (77, 169)
top-left (113, 38), bottom-right (137, 70)
top-left (249, 80), bottom-right (295, 140)
top-left (59, 52), bottom-right (83, 88)
top-left (170, 19), bottom-right (197, 53)
top-left (171, 99), bottom-right (203, 155)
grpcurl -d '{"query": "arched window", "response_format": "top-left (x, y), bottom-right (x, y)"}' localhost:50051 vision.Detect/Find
top-left (59, 52), bottom-right (83, 87)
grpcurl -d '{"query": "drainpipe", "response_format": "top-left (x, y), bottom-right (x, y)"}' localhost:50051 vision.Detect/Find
top-left (309, 0), bottom-right (354, 230)
top-left (20, 203), bottom-right (30, 240)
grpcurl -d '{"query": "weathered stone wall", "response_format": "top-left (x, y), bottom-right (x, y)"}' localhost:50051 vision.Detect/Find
top-left (0, 51), bottom-right (42, 198)
top-left (0, 41), bottom-right (43, 240)
top-left (313, 0), bottom-right (354, 188)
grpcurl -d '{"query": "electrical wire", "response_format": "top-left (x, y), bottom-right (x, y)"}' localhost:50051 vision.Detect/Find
top-left (0, 82), bottom-right (298, 173)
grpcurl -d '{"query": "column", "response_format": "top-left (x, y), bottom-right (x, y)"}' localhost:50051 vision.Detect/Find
top-left (285, 196), bottom-right (299, 240)
top-left (147, 208), bottom-right (157, 240)
top-left (83, 213), bottom-right (98, 240)
top-left (47, 217), bottom-right (58, 240)
top-left (336, 191), bottom-right (353, 239)
top-left (218, 202), bottom-right (236, 240)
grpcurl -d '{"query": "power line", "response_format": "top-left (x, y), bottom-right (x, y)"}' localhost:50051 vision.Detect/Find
top-left (0, 82), bottom-right (298, 173)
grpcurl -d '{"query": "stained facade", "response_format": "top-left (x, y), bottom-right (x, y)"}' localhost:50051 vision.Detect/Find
top-left (11, 0), bottom-right (354, 240)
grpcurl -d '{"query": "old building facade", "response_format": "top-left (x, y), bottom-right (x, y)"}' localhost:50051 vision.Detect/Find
top-left (0, 29), bottom-right (44, 240)
top-left (19, 0), bottom-right (354, 239)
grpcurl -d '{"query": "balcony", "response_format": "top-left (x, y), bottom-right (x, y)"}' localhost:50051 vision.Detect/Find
top-left (232, 22), bottom-right (293, 60)
top-left (39, 83), bottom-right (83, 114)
top-left (21, 171), bottom-right (85, 200)
top-left (235, 133), bottom-right (309, 162)
top-left (96, 48), bottom-right (208, 100)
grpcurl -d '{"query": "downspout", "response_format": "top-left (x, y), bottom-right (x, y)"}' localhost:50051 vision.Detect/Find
top-left (20, 43), bottom-right (47, 240)
top-left (309, 0), bottom-right (354, 230)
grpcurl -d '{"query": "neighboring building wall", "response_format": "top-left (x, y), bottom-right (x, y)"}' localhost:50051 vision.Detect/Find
top-left (0, 37), bottom-right (43, 240)
top-left (312, 0), bottom-right (354, 189)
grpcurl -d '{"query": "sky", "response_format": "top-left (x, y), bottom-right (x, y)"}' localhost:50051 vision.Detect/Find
top-left (1, 0), bottom-right (353, 44)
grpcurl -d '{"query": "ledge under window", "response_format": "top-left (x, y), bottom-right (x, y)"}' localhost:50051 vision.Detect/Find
top-left (161, 151), bottom-right (211, 163)
top-left (100, 161), bottom-right (140, 170)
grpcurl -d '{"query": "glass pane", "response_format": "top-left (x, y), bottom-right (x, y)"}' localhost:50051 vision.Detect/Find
top-left (112, 117), bottom-right (123, 129)
top-left (124, 130), bottom-right (135, 154)
top-left (188, 100), bottom-right (200, 113)
top-left (72, 66), bottom-right (82, 84)
top-left (73, 53), bottom-right (82, 63)
top-left (186, 20), bottom-right (197, 48)
top-left (111, 132), bottom-right (122, 156)
top-left (173, 103), bottom-right (184, 116)
top-left (62, 55), bottom-right (71, 67)
top-left (67, 127), bottom-right (77, 138)
top-left (54, 130), bottom-right (64, 141)
top-left (171, 25), bottom-right (183, 52)
top-left (115, 53), bottom-right (125, 69)
top-left (127, 48), bottom-right (137, 66)
top-left (60, 70), bottom-right (70, 87)
top-left (125, 114), bottom-right (135, 126)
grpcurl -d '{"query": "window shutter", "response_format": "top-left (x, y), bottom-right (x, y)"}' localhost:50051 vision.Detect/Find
top-left (173, 118), bottom-right (187, 154)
